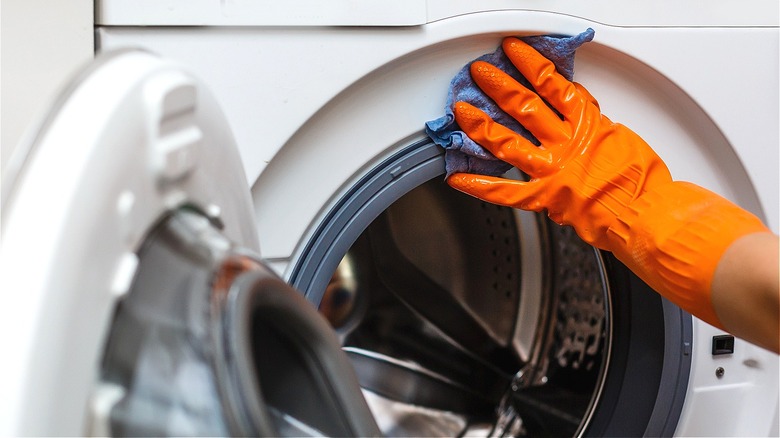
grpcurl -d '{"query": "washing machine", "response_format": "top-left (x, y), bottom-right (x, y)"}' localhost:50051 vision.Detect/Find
top-left (1, 1), bottom-right (778, 436)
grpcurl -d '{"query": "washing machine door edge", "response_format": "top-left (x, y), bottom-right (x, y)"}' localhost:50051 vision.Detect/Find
top-left (0, 49), bottom-right (260, 435)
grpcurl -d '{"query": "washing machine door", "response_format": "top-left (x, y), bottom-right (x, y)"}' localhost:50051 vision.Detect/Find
top-left (0, 50), bottom-right (378, 437)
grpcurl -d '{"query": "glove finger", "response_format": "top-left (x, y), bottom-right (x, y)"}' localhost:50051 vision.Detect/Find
top-left (454, 101), bottom-right (554, 177)
top-left (447, 172), bottom-right (545, 212)
top-left (574, 82), bottom-right (599, 109)
top-left (470, 61), bottom-right (568, 144)
top-left (502, 37), bottom-right (587, 118)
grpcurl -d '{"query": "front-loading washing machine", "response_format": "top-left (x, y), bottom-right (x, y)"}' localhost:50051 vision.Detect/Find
top-left (1, 1), bottom-right (778, 436)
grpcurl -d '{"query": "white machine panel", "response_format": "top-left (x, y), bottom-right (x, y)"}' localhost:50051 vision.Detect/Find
top-left (2, 1), bottom-right (777, 436)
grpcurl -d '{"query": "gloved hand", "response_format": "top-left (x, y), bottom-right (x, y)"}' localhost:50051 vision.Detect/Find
top-left (448, 37), bottom-right (769, 329)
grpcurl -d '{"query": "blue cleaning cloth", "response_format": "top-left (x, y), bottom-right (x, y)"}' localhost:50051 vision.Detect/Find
top-left (425, 29), bottom-right (595, 177)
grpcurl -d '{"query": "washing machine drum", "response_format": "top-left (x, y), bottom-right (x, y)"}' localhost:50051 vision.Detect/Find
top-left (289, 143), bottom-right (693, 437)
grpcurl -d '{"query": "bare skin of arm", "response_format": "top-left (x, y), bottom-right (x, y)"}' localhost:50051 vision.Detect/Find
top-left (711, 232), bottom-right (780, 354)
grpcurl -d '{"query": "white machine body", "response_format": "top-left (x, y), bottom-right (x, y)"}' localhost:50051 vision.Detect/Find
top-left (1, 1), bottom-right (778, 436)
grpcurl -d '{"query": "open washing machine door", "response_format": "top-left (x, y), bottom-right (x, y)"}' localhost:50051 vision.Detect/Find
top-left (0, 50), bottom-right (379, 437)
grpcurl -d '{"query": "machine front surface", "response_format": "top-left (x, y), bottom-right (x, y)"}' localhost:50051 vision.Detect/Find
top-left (2, 1), bottom-right (777, 436)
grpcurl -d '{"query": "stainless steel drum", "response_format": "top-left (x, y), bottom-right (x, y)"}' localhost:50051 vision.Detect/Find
top-left (290, 140), bottom-right (691, 437)
top-left (317, 177), bottom-right (609, 437)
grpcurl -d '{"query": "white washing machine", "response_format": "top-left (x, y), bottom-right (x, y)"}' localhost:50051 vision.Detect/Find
top-left (1, 1), bottom-right (778, 436)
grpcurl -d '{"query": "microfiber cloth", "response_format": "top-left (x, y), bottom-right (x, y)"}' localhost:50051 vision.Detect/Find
top-left (425, 28), bottom-right (595, 177)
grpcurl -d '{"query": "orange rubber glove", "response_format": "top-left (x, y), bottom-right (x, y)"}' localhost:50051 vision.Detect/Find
top-left (447, 37), bottom-right (769, 329)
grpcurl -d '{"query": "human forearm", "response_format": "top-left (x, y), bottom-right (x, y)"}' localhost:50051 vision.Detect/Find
top-left (711, 232), bottom-right (780, 354)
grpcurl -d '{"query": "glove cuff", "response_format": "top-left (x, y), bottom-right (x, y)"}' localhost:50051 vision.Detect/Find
top-left (606, 181), bottom-right (769, 329)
